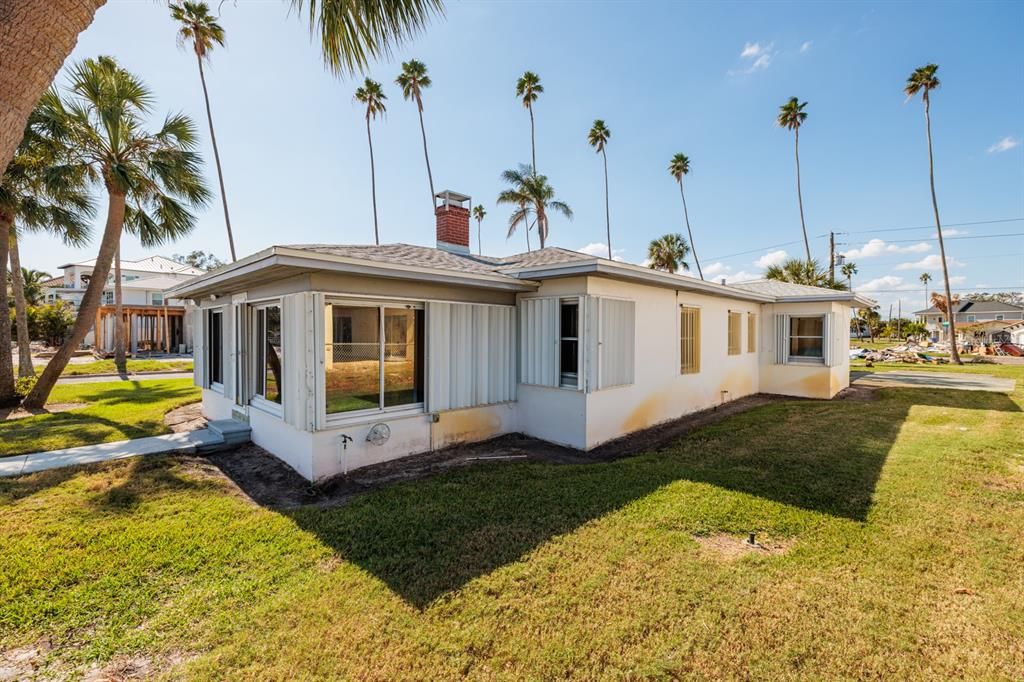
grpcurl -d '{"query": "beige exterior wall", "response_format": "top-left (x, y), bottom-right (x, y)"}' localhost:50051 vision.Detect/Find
top-left (759, 301), bottom-right (851, 399)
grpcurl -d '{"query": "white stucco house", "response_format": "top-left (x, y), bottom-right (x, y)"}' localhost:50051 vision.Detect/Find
top-left (43, 255), bottom-right (201, 352)
top-left (168, 191), bottom-right (874, 482)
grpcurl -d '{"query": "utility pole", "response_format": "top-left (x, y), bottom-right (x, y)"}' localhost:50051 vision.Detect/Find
top-left (897, 299), bottom-right (902, 339)
top-left (829, 231), bottom-right (835, 284)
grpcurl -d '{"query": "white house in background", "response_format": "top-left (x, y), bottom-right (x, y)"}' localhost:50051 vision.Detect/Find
top-left (168, 191), bottom-right (874, 482)
top-left (43, 255), bottom-right (202, 352)
top-left (915, 300), bottom-right (1024, 342)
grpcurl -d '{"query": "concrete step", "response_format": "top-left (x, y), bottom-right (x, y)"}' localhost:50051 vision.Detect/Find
top-left (203, 419), bottom-right (252, 451)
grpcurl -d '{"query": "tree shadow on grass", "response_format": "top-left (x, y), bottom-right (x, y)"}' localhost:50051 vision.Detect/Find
top-left (286, 388), bottom-right (1020, 608)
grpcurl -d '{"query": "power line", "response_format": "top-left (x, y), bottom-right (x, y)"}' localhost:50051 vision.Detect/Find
top-left (834, 217), bottom-right (1023, 236)
top-left (841, 232), bottom-right (1024, 249)
top-left (857, 285), bottom-right (1022, 294)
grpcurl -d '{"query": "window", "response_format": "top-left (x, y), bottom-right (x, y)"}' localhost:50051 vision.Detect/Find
top-left (152, 292), bottom-right (163, 306)
top-left (680, 305), bottom-right (700, 374)
top-left (103, 291), bottom-right (113, 305)
top-left (788, 316), bottom-right (825, 361)
top-left (559, 299), bottom-right (579, 388)
top-left (727, 311), bottom-right (742, 355)
top-left (207, 309), bottom-right (223, 386)
top-left (967, 315), bottom-right (976, 322)
top-left (747, 313), bottom-right (757, 353)
top-left (325, 303), bottom-right (424, 415)
top-left (996, 314), bottom-right (1005, 321)
top-left (254, 304), bottom-right (282, 404)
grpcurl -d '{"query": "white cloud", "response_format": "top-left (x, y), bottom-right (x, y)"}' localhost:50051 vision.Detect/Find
top-left (858, 275), bottom-right (911, 292)
top-left (754, 249), bottom-right (788, 268)
top-left (577, 242), bottom-right (626, 262)
top-left (987, 136), bottom-right (1020, 154)
top-left (800, 41), bottom-right (813, 53)
top-left (723, 271), bottom-right (761, 283)
top-left (841, 239), bottom-right (931, 259)
top-left (948, 275), bottom-right (967, 285)
top-left (729, 41), bottom-right (775, 75)
top-left (940, 228), bottom-right (967, 237)
top-left (895, 254), bottom-right (963, 270)
top-left (703, 261), bottom-right (730, 277)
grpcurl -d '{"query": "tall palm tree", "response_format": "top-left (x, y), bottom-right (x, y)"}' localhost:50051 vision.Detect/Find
top-left (587, 120), bottom-right (612, 260)
top-left (171, 1), bottom-right (236, 262)
top-left (1, 102), bottom-right (93, 386)
top-left (668, 153), bottom-right (703, 280)
top-left (777, 97), bottom-right (811, 262)
top-left (395, 59), bottom-right (435, 206)
top-left (906, 64), bottom-right (960, 364)
top-left (765, 257), bottom-right (847, 290)
top-left (23, 57), bottom-right (210, 409)
top-left (0, 0), bottom-right (445, 173)
top-left (841, 261), bottom-right (858, 290)
top-left (19, 268), bottom-right (52, 306)
top-left (919, 272), bottom-right (932, 308)
top-left (472, 204), bottom-right (486, 255)
top-left (647, 233), bottom-right (690, 274)
top-left (516, 72), bottom-right (543, 172)
top-left (497, 164), bottom-right (571, 250)
top-left (355, 78), bottom-right (386, 245)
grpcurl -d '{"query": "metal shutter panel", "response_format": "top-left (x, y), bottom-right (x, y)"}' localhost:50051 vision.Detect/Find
top-left (519, 297), bottom-right (559, 387)
top-left (193, 307), bottom-right (206, 388)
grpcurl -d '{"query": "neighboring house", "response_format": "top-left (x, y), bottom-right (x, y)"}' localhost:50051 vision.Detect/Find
top-left (915, 300), bottom-right (1024, 342)
top-left (168, 191), bottom-right (874, 482)
top-left (42, 255), bottom-right (203, 352)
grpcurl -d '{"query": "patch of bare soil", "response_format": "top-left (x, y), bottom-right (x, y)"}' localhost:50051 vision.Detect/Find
top-left (694, 533), bottom-right (794, 560)
top-left (163, 402), bottom-right (205, 433)
top-left (1, 641), bottom-right (50, 681)
top-left (0, 403), bottom-right (86, 421)
top-left (835, 385), bottom-right (878, 401)
top-left (1, 639), bottom-right (192, 682)
top-left (202, 394), bottom-right (787, 510)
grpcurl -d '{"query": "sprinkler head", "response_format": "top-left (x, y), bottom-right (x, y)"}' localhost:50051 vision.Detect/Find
top-left (747, 532), bottom-right (757, 546)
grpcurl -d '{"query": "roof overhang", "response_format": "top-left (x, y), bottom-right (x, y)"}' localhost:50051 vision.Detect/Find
top-left (165, 246), bottom-right (540, 299)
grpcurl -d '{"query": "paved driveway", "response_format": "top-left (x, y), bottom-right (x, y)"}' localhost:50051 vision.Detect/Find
top-left (851, 370), bottom-right (1015, 393)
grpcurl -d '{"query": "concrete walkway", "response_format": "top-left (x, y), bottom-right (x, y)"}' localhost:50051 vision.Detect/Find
top-left (0, 419), bottom-right (250, 478)
top-left (851, 370), bottom-right (1016, 393)
top-left (57, 371), bottom-right (193, 385)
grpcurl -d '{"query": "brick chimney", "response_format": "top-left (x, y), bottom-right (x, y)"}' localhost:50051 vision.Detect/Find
top-left (435, 190), bottom-right (471, 254)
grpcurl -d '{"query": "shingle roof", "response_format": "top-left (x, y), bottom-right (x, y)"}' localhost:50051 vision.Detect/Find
top-left (41, 276), bottom-right (65, 288)
top-left (729, 278), bottom-right (850, 298)
top-left (915, 300), bottom-right (1024, 315)
top-left (57, 254), bottom-right (203, 275)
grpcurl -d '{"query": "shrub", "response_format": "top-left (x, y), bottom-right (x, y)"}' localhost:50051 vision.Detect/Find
top-left (15, 375), bottom-right (37, 398)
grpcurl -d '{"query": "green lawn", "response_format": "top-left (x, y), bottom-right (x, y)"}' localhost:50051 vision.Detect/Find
top-left (56, 359), bottom-right (193, 376)
top-left (1, 369), bottom-right (1022, 678)
top-left (0, 379), bottom-right (199, 457)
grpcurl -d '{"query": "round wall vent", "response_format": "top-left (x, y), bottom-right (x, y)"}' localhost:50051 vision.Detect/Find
top-left (366, 423), bottom-right (391, 446)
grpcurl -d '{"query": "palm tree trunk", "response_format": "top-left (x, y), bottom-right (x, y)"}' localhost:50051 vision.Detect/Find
top-left (679, 180), bottom-right (703, 280)
top-left (8, 229), bottom-right (35, 378)
top-left (0, 0), bottom-right (106, 173)
top-left (538, 210), bottom-right (547, 249)
top-left (476, 218), bottom-right (482, 256)
top-left (23, 190), bottom-right (125, 408)
top-left (0, 213), bottom-right (15, 404)
top-left (925, 95), bottom-right (960, 365)
top-left (416, 100), bottom-right (435, 206)
top-left (602, 149), bottom-right (611, 260)
top-left (196, 53), bottom-right (236, 262)
top-left (113, 243), bottom-right (127, 374)
top-left (366, 116), bottom-right (379, 245)
top-left (529, 104), bottom-right (536, 173)
top-left (795, 128), bottom-right (811, 262)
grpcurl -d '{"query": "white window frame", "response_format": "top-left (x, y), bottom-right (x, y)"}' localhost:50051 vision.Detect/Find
top-left (151, 292), bottom-right (164, 306)
top-left (250, 300), bottom-right (283, 417)
top-left (787, 314), bottom-right (827, 365)
top-left (559, 298), bottom-right (581, 389)
top-left (967, 314), bottom-right (976, 322)
top-left (207, 307), bottom-right (225, 393)
top-left (323, 298), bottom-right (426, 425)
top-left (996, 314), bottom-right (1005, 321)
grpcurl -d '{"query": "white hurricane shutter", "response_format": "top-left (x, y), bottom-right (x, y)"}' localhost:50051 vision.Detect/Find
top-left (823, 312), bottom-right (834, 367)
top-left (774, 314), bottom-right (789, 365)
top-left (282, 293), bottom-right (315, 429)
top-left (222, 306), bottom-right (235, 398)
top-left (519, 297), bottom-right (559, 387)
top-left (193, 307), bottom-right (206, 388)
top-left (426, 302), bottom-right (516, 412)
top-left (587, 297), bottom-right (635, 390)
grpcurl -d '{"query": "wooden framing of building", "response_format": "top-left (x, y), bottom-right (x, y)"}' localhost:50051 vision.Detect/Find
top-left (94, 304), bottom-right (187, 355)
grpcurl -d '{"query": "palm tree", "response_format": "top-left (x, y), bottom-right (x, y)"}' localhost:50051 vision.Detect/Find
top-left (23, 57), bottom-right (210, 409)
top-left (497, 164), bottom-right (571, 250)
top-left (668, 153), bottom-right (703, 280)
top-left (0, 0), bottom-right (444, 179)
top-left (841, 261), bottom-right (858, 289)
top-left (777, 97), bottom-right (811, 262)
top-left (516, 72), bottom-right (543, 172)
top-left (472, 204), bottom-right (486, 255)
top-left (587, 120), bottom-right (612, 260)
top-left (647, 234), bottom-right (690, 274)
top-left (171, 1), bottom-right (236, 263)
top-left (395, 59), bottom-right (435, 207)
top-left (906, 64), bottom-right (960, 363)
top-left (20, 268), bottom-right (52, 306)
top-left (1, 102), bottom-right (93, 386)
top-left (354, 78), bottom-right (387, 246)
top-left (919, 272), bottom-right (932, 308)
top-left (765, 257), bottom-right (848, 290)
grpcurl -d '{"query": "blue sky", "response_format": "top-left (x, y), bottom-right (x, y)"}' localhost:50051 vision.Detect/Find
top-left (20, 0), bottom-right (1023, 316)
